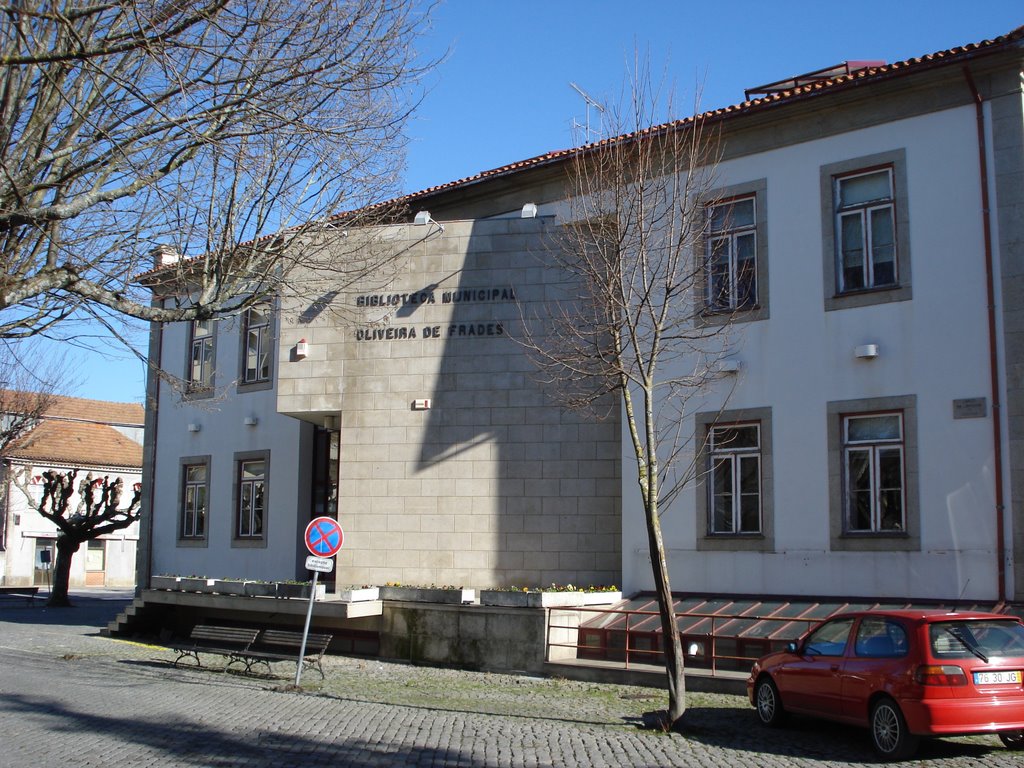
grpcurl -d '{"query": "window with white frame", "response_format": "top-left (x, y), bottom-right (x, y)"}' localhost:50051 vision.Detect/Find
top-left (821, 151), bottom-right (911, 312)
top-left (708, 423), bottom-right (761, 534)
top-left (180, 463), bottom-right (207, 539)
top-left (835, 167), bottom-right (897, 293)
top-left (843, 412), bottom-right (904, 533)
top-left (706, 196), bottom-right (757, 311)
top-left (236, 458), bottom-right (265, 539)
top-left (242, 304), bottom-right (272, 384)
top-left (188, 318), bottom-right (215, 390)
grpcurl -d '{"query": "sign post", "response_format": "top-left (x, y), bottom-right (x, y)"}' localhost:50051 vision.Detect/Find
top-left (296, 517), bottom-right (344, 686)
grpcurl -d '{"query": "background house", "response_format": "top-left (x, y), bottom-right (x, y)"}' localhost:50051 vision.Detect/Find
top-left (141, 25), bottom-right (1024, 605)
top-left (1, 393), bottom-right (143, 588)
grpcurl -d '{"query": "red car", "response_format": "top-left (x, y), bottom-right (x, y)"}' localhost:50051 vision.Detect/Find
top-left (747, 609), bottom-right (1024, 760)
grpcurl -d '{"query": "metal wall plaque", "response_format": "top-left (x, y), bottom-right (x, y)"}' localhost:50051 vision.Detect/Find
top-left (953, 397), bottom-right (987, 420)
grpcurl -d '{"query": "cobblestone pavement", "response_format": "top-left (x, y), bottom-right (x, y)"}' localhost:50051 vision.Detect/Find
top-left (1, 590), bottom-right (1021, 767)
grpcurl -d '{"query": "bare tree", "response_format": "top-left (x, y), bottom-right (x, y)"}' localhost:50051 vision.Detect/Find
top-left (0, 0), bottom-right (432, 341)
top-left (13, 469), bottom-right (141, 606)
top-left (523, 72), bottom-right (738, 729)
top-left (0, 341), bottom-right (71, 457)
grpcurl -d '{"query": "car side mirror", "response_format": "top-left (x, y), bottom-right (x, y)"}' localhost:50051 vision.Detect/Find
top-left (787, 641), bottom-right (799, 653)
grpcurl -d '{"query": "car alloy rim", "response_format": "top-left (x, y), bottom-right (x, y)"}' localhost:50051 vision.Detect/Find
top-left (757, 682), bottom-right (775, 721)
top-left (874, 704), bottom-right (900, 753)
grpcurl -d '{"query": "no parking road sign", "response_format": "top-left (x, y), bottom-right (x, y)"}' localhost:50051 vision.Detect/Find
top-left (304, 516), bottom-right (344, 558)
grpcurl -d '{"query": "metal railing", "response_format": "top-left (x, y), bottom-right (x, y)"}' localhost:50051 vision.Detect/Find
top-left (546, 605), bottom-right (823, 675)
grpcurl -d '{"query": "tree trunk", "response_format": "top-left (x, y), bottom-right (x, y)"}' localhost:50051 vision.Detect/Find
top-left (644, 495), bottom-right (686, 728)
top-left (47, 535), bottom-right (80, 607)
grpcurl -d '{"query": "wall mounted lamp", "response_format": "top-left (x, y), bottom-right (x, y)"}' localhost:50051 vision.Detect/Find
top-left (521, 202), bottom-right (538, 218)
top-left (295, 338), bottom-right (308, 359)
top-left (854, 344), bottom-right (880, 360)
top-left (718, 359), bottom-right (742, 374)
top-left (413, 210), bottom-right (445, 234)
top-left (187, 423), bottom-right (201, 433)
top-left (243, 416), bottom-right (258, 427)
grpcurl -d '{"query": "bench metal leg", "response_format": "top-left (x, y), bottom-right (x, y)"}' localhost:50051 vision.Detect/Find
top-left (173, 649), bottom-right (201, 668)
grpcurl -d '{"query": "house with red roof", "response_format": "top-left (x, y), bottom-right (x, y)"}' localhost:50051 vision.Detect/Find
top-left (1, 392), bottom-right (144, 589)
top-left (138, 23), bottom-right (1024, 620)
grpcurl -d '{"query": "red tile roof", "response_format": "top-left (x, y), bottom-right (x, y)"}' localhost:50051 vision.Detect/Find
top-left (377, 23), bottom-right (1024, 208)
top-left (137, 23), bottom-right (1024, 281)
top-left (40, 392), bottom-right (144, 426)
top-left (5, 418), bottom-right (143, 469)
top-left (2, 390), bottom-right (144, 469)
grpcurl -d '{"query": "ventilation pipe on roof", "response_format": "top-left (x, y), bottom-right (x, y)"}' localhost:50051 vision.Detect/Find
top-left (963, 65), bottom-right (1007, 603)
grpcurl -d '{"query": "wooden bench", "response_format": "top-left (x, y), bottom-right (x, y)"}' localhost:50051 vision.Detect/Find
top-left (241, 629), bottom-right (334, 679)
top-left (168, 625), bottom-right (260, 670)
top-left (0, 585), bottom-right (40, 606)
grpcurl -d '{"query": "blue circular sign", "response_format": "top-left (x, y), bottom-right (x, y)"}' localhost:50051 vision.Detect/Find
top-left (304, 516), bottom-right (344, 557)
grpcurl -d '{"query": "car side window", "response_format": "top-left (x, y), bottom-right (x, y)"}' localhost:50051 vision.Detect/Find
top-left (804, 617), bottom-right (855, 656)
top-left (854, 617), bottom-right (908, 658)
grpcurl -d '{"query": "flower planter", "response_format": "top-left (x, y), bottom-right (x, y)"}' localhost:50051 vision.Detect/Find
top-left (275, 582), bottom-right (327, 600)
top-left (150, 575), bottom-right (179, 590)
top-left (177, 577), bottom-right (216, 593)
top-left (479, 590), bottom-right (622, 608)
top-left (378, 586), bottom-right (475, 604)
top-left (212, 580), bottom-right (250, 596)
top-left (336, 586), bottom-right (380, 602)
top-left (244, 581), bottom-right (278, 598)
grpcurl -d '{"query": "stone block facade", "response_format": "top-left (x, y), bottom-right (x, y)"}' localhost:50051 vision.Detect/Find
top-left (279, 218), bottom-right (621, 589)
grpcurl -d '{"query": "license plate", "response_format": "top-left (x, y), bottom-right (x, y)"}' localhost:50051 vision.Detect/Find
top-left (973, 670), bottom-right (1022, 685)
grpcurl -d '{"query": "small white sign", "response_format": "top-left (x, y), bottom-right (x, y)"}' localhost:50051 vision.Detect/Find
top-left (305, 555), bottom-right (334, 573)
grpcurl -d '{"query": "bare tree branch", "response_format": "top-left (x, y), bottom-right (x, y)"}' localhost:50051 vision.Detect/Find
top-left (0, 0), bottom-right (434, 339)
top-left (519, 63), bottom-right (743, 730)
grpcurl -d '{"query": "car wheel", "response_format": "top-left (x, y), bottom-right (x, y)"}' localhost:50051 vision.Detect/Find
top-left (999, 731), bottom-right (1024, 750)
top-left (870, 697), bottom-right (919, 761)
top-left (754, 676), bottom-right (786, 727)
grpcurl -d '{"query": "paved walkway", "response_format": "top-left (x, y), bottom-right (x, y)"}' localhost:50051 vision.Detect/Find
top-left (0, 590), bottom-right (1020, 767)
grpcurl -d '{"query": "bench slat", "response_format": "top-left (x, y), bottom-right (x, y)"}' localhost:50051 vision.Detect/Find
top-left (168, 624), bottom-right (332, 680)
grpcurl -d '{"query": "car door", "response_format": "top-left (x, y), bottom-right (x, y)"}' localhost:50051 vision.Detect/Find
top-left (839, 616), bottom-right (910, 724)
top-left (775, 617), bottom-right (855, 718)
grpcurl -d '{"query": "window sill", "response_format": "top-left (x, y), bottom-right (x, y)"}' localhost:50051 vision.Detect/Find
top-left (833, 283), bottom-right (903, 298)
top-left (176, 537), bottom-right (209, 548)
top-left (830, 532), bottom-right (919, 552)
top-left (697, 534), bottom-right (773, 552)
top-left (238, 379), bottom-right (273, 394)
top-left (825, 282), bottom-right (911, 311)
top-left (231, 537), bottom-right (268, 549)
top-left (700, 303), bottom-right (769, 325)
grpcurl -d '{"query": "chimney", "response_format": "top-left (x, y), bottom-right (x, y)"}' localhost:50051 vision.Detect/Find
top-left (151, 244), bottom-right (181, 268)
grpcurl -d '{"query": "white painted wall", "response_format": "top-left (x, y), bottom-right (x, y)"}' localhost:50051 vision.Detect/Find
top-left (3, 462), bottom-right (140, 587)
top-left (622, 105), bottom-right (1005, 600)
top-left (149, 312), bottom-right (310, 582)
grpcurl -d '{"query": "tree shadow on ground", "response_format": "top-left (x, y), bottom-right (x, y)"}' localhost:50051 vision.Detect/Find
top-left (665, 705), bottom-right (1003, 764)
top-left (0, 593), bottom-right (130, 627)
top-left (0, 691), bottom-right (473, 768)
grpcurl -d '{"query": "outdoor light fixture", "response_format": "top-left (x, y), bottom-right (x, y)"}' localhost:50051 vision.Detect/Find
top-left (854, 344), bottom-right (880, 359)
top-left (295, 338), bottom-right (308, 359)
top-left (719, 359), bottom-right (742, 373)
top-left (521, 202), bottom-right (538, 218)
top-left (413, 210), bottom-right (444, 234)
top-left (412, 399), bottom-right (431, 410)
top-left (243, 416), bottom-right (258, 427)
top-left (187, 423), bottom-right (201, 433)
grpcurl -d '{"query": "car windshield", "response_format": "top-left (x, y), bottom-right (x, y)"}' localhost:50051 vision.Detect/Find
top-left (929, 619), bottom-right (1024, 660)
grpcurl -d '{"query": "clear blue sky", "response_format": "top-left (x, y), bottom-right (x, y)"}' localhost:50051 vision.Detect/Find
top-left (69, 0), bottom-right (1023, 404)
